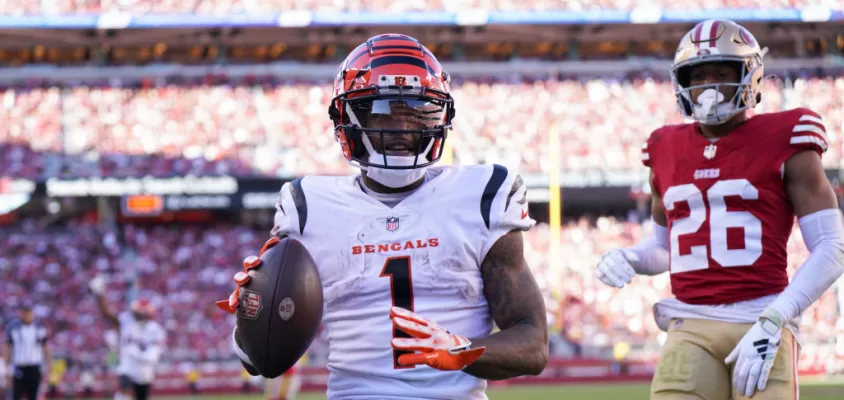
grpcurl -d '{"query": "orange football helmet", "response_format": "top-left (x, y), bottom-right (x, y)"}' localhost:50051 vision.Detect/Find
top-left (130, 298), bottom-right (156, 319)
top-left (328, 34), bottom-right (455, 174)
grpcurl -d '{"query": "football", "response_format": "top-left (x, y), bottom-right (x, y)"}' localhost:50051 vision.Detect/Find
top-left (235, 236), bottom-right (323, 378)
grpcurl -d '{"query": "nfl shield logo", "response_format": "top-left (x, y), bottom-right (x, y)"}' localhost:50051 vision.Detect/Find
top-left (703, 144), bottom-right (717, 159)
top-left (238, 290), bottom-right (262, 320)
top-left (386, 217), bottom-right (400, 232)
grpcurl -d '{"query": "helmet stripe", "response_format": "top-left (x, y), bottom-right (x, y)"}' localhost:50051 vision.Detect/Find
top-left (370, 55), bottom-right (432, 73)
top-left (372, 45), bottom-right (425, 52)
top-left (345, 45), bottom-right (370, 68)
top-left (708, 21), bottom-right (720, 49)
top-left (693, 22), bottom-right (704, 49)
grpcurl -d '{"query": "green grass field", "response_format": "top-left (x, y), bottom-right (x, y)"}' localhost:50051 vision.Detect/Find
top-left (164, 380), bottom-right (844, 400)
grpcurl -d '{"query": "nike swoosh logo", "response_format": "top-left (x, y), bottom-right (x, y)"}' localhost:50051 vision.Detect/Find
top-left (521, 209), bottom-right (529, 219)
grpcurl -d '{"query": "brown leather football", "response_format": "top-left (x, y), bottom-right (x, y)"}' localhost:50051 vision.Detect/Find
top-left (235, 236), bottom-right (323, 378)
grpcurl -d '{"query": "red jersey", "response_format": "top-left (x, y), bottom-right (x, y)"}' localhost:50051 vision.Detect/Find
top-left (642, 108), bottom-right (827, 305)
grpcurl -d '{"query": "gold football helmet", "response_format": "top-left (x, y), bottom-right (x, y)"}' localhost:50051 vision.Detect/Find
top-left (671, 19), bottom-right (769, 125)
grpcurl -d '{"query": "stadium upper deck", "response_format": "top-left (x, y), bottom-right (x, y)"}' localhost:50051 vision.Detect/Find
top-left (1, 75), bottom-right (841, 180)
top-left (6, 0), bottom-right (842, 15)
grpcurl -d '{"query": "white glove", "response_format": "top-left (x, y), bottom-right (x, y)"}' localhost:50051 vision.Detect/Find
top-left (725, 312), bottom-right (783, 397)
top-left (88, 274), bottom-right (106, 296)
top-left (596, 249), bottom-right (639, 288)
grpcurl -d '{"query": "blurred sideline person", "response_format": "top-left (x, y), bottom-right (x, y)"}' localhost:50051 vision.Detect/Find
top-left (3, 303), bottom-right (51, 400)
top-left (264, 355), bottom-right (306, 400)
top-left (90, 275), bottom-right (166, 400)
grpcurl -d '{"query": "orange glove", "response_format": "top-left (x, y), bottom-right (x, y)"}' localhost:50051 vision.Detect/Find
top-left (215, 237), bottom-right (281, 313)
top-left (389, 306), bottom-right (486, 371)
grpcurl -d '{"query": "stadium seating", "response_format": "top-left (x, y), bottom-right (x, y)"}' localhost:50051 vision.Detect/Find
top-left (17, 0), bottom-right (844, 15)
top-left (1, 217), bottom-right (840, 373)
top-left (1, 76), bottom-right (842, 179)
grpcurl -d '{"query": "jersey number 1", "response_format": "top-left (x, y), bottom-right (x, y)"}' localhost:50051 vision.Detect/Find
top-left (663, 179), bottom-right (763, 273)
top-left (380, 256), bottom-right (415, 369)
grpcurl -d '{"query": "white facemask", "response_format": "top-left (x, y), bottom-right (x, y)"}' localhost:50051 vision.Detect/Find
top-left (361, 135), bottom-right (434, 189)
top-left (364, 154), bottom-right (429, 188)
top-left (693, 88), bottom-right (739, 125)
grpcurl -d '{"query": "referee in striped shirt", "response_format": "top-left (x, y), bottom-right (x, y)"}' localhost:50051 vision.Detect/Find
top-left (3, 303), bottom-right (51, 400)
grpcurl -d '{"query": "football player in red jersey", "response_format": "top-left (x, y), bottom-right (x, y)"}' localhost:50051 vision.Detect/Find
top-left (596, 19), bottom-right (844, 400)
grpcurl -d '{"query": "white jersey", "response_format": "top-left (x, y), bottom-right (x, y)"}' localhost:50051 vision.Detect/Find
top-left (272, 165), bottom-right (534, 400)
top-left (116, 311), bottom-right (166, 384)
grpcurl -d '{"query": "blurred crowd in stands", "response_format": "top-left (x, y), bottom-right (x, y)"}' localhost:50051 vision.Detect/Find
top-left (1, 216), bottom-right (842, 378)
top-left (6, 0), bottom-right (841, 15)
top-left (1, 0), bottom-right (842, 393)
top-left (1, 75), bottom-right (842, 180)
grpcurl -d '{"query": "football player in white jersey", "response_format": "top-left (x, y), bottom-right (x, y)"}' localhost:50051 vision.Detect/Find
top-left (90, 276), bottom-right (166, 400)
top-left (217, 33), bottom-right (549, 400)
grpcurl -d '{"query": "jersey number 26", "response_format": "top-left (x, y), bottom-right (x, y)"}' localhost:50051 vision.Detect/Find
top-left (663, 179), bottom-right (763, 273)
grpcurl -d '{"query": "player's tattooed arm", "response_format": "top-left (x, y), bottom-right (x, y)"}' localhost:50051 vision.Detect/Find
top-left (463, 230), bottom-right (549, 380)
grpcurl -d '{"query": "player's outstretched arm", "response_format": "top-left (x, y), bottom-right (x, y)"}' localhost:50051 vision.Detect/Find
top-left (88, 275), bottom-right (120, 328)
top-left (93, 295), bottom-right (119, 328)
top-left (462, 230), bottom-right (549, 380)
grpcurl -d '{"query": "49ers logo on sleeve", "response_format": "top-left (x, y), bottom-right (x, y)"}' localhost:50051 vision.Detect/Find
top-left (238, 290), bottom-right (263, 320)
top-left (352, 238), bottom-right (439, 255)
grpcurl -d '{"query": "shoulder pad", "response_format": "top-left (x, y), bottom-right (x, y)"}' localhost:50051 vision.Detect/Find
top-left (478, 164), bottom-right (534, 262)
top-left (479, 164), bottom-right (533, 231)
top-left (642, 124), bottom-right (685, 168)
top-left (784, 108), bottom-right (827, 155)
top-left (272, 178), bottom-right (308, 236)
